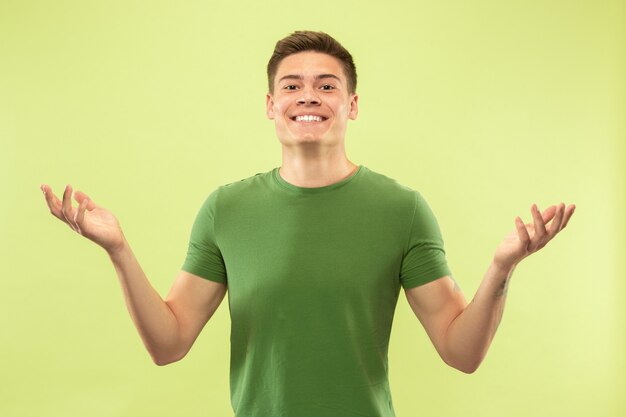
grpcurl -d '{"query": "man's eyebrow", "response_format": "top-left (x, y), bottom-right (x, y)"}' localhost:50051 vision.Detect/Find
top-left (278, 74), bottom-right (342, 83)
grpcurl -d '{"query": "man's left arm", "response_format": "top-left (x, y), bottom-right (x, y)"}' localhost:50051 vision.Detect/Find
top-left (404, 202), bottom-right (576, 373)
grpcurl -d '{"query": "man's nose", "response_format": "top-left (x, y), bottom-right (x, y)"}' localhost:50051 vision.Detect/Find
top-left (296, 88), bottom-right (321, 105)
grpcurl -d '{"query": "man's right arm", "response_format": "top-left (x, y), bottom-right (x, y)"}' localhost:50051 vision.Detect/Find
top-left (109, 241), bottom-right (227, 365)
top-left (41, 183), bottom-right (227, 366)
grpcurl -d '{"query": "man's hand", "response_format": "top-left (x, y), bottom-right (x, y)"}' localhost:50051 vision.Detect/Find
top-left (40, 184), bottom-right (126, 254)
top-left (493, 202), bottom-right (576, 271)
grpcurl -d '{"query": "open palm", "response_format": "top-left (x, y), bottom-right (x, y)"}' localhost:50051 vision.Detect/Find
top-left (41, 184), bottom-right (126, 253)
top-left (493, 203), bottom-right (576, 271)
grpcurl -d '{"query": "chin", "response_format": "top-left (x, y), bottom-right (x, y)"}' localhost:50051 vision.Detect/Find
top-left (278, 134), bottom-right (324, 144)
top-left (287, 139), bottom-right (322, 147)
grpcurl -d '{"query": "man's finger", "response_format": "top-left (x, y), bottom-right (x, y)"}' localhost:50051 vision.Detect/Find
top-left (41, 184), bottom-right (64, 220)
top-left (515, 216), bottom-right (530, 250)
top-left (74, 190), bottom-right (97, 210)
top-left (561, 204), bottom-right (576, 229)
top-left (541, 205), bottom-right (558, 223)
top-left (61, 185), bottom-right (78, 232)
top-left (547, 203), bottom-right (565, 239)
top-left (529, 204), bottom-right (547, 250)
top-left (61, 185), bottom-right (71, 220)
top-left (74, 198), bottom-right (89, 234)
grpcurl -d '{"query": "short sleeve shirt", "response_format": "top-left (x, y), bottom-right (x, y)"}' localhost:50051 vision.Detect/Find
top-left (182, 165), bottom-right (452, 417)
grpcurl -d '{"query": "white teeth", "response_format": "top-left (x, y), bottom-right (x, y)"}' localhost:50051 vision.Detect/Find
top-left (295, 115), bottom-right (324, 122)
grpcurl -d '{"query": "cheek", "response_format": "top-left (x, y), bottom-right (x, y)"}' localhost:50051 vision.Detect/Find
top-left (334, 101), bottom-right (348, 116)
top-left (273, 100), bottom-right (289, 119)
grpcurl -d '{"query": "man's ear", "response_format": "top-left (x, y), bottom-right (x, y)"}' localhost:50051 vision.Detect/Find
top-left (266, 93), bottom-right (275, 119)
top-left (348, 94), bottom-right (359, 120)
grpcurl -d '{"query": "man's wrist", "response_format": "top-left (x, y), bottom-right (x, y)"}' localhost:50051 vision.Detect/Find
top-left (106, 238), bottom-right (129, 261)
top-left (490, 258), bottom-right (517, 276)
top-left (488, 260), bottom-right (517, 298)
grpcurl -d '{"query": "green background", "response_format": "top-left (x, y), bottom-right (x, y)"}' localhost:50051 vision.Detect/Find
top-left (1, 0), bottom-right (624, 416)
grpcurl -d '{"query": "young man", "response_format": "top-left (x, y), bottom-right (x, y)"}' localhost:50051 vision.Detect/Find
top-left (41, 31), bottom-right (575, 417)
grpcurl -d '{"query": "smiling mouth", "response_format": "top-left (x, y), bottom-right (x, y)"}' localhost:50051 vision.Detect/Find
top-left (291, 115), bottom-right (328, 122)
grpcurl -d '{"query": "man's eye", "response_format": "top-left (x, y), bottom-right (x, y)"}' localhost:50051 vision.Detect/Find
top-left (284, 85), bottom-right (298, 90)
top-left (321, 85), bottom-right (335, 90)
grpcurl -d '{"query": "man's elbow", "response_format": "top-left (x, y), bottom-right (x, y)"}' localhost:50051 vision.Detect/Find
top-left (454, 361), bottom-right (481, 374)
top-left (153, 356), bottom-right (177, 367)
top-left (444, 354), bottom-right (484, 374)
top-left (150, 348), bottom-right (187, 366)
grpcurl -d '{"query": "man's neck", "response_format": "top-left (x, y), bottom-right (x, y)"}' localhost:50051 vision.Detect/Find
top-left (278, 159), bottom-right (358, 188)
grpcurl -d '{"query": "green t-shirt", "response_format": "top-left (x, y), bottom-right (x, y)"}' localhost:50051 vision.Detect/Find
top-left (182, 165), bottom-right (451, 417)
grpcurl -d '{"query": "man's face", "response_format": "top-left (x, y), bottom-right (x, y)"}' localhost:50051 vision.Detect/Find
top-left (266, 51), bottom-right (358, 147)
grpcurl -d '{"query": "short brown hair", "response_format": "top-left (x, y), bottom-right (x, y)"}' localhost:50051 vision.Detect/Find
top-left (267, 31), bottom-right (357, 94)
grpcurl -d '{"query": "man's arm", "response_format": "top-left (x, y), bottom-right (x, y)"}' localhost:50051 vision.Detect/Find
top-left (41, 184), bottom-right (227, 366)
top-left (109, 243), bottom-right (227, 366)
top-left (404, 202), bottom-right (575, 373)
top-left (404, 267), bottom-right (511, 374)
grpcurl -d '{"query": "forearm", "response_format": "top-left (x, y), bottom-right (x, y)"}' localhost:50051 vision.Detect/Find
top-left (444, 261), bottom-right (515, 373)
top-left (107, 239), bottom-right (182, 365)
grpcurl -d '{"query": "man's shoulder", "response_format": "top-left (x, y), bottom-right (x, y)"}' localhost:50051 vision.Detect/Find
top-left (361, 166), bottom-right (421, 198)
top-left (196, 168), bottom-right (273, 207)
top-left (220, 168), bottom-right (272, 191)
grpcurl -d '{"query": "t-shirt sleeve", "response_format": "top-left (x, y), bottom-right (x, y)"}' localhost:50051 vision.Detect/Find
top-left (399, 191), bottom-right (451, 289)
top-left (181, 188), bottom-right (228, 284)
